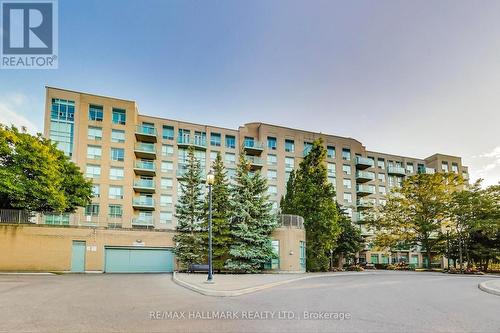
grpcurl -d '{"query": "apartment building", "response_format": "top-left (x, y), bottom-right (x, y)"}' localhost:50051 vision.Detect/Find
top-left (44, 86), bottom-right (469, 267)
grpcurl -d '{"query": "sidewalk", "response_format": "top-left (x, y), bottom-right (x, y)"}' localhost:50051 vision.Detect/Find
top-left (478, 279), bottom-right (500, 296)
top-left (172, 271), bottom-right (370, 297)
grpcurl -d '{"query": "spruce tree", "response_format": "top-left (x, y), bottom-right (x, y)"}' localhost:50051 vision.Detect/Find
top-left (173, 146), bottom-right (206, 268)
top-left (281, 138), bottom-right (340, 272)
top-left (225, 152), bottom-right (278, 272)
top-left (208, 152), bottom-right (232, 271)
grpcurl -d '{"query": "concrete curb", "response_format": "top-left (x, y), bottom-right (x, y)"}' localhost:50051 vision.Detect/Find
top-left (478, 280), bottom-right (500, 296)
top-left (172, 271), bottom-right (374, 297)
top-left (0, 272), bottom-right (55, 275)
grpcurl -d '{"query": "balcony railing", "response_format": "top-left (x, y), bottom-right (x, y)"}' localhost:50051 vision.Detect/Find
top-left (243, 140), bottom-right (264, 154)
top-left (356, 184), bottom-right (375, 195)
top-left (387, 165), bottom-right (406, 175)
top-left (133, 179), bottom-right (155, 189)
top-left (134, 161), bottom-right (155, 171)
top-left (136, 125), bottom-right (156, 136)
top-left (246, 156), bottom-right (264, 168)
top-left (132, 197), bottom-right (155, 209)
top-left (356, 156), bottom-right (375, 169)
top-left (132, 217), bottom-right (154, 227)
top-left (356, 199), bottom-right (373, 209)
top-left (135, 143), bottom-right (156, 153)
top-left (177, 136), bottom-right (207, 149)
top-left (356, 170), bottom-right (375, 182)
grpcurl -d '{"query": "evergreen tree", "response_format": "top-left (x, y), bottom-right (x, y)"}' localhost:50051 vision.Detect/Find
top-left (333, 205), bottom-right (364, 269)
top-left (281, 138), bottom-right (340, 272)
top-left (173, 146), bottom-right (206, 268)
top-left (208, 152), bottom-right (232, 271)
top-left (225, 152), bottom-right (278, 272)
top-left (280, 170), bottom-right (295, 214)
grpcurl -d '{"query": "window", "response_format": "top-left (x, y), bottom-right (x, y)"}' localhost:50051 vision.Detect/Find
top-left (342, 148), bottom-right (351, 161)
top-left (303, 142), bottom-right (313, 156)
top-left (86, 164), bottom-right (101, 178)
top-left (111, 148), bottom-right (125, 161)
top-left (161, 161), bottom-right (173, 173)
top-left (267, 137), bottom-right (277, 150)
top-left (92, 184), bottom-right (100, 197)
top-left (161, 177), bottom-right (173, 190)
top-left (88, 105), bottom-right (103, 121)
top-left (406, 163), bottom-right (414, 174)
top-left (377, 158), bottom-right (385, 169)
top-left (109, 166), bottom-right (124, 180)
top-left (160, 211), bottom-right (173, 224)
top-left (225, 135), bottom-right (236, 149)
top-left (378, 199), bottom-right (387, 206)
top-left (209, 151), bottom-right (218, 163)
top-left (342, 164), bottom-right (351, 175)
top-left (88, 126), bottom-right (102, 141)
top-left (343, 193), bottom-right (352, 204)
top-left (327, 146), bottom-right (335, 159)
top-left (109, 186), bottom-right (123, 199)
top-left (267, 169), bottom-right (277, 180)
top-left (327, 163), bottom-right (336, 177)
top-left (417, 164), bottom-right (426, 174)
top-left (160, 195), bottom-right (173, 206)
top-left (268, 185), bottom-right (278, 196)
top-left (162, 144), bottom-right (174, 157)
top-left (227, 168), bottom-right (236, 179)
top-left (285, 157), bottom-right (294, 171)
top-left (87, 145), bottom-right (102, 160)
top-left (162, 125), bottom-right (174, 140)
top-left (379, 185), bottom-right (386, 195)
top-left (50, 99), bottom-right (75, 157)
top-left (452, 163), bottom-right (459, 173)
top-left (108, 204), bottom-right (123, 218)
top-left (112, 108), bottom-right (126, 125)
top-left (210, 133), bottom-right (221, 147)
top-left (442, 162), bottom-right (449, 172)
top-left (285, 139), bottom-right (295, 153)
top-left (85, 204), bottom-right (99, 216)
top-left (225, 153), bottom-right (236, 165)
top-left (343, 179), bottom-right (352, 189)
top-left (378, 173), bottom-right (386, 182)
top-left (111, 129), bottom-right (125, 143)
top-left (267, 154), bottom-right (277, 166)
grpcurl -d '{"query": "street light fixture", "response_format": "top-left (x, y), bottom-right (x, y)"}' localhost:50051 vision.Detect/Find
top-left (206, 170), bottom-right (215, 283)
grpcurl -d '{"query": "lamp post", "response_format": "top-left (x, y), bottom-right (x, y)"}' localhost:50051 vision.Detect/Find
top-left (206, 170), bottom-right (215, 283)
top-left (446, 225), bottom-right (451, 271)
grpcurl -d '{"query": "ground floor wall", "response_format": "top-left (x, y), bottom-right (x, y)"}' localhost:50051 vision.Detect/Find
top-left (0, 224), bottom-right (176, 272)
top-left (271, 227), bottom-right (306, 272)
top-left (359, 250), bottom-right (443, 268)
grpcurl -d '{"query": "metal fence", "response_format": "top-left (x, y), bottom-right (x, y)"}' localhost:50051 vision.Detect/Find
top-left (0, 209), bottom-right (35, 224)
top-left (278, 214), bottom-right (304, 229)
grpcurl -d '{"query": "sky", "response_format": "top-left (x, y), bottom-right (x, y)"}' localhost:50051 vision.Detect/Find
top-left (0, 0), bottom-right (499, 186)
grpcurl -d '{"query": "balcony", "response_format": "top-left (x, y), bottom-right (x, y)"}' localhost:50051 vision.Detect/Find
top-left (243, 140), bottom-right (264, 155)
top-left (133, 179), bottom-right (155, 193)
top-left (356, 184), bottom-right (375, 196)
top-left (135, 125), bottom-right (157, 142)
top-left (134, 142), bottom-right (156, 159)
top-left (246, 156), bottom-right (264, 170)
top-left (356, 212), bottom-right (369, 224)
top-left (357, 199), bottom-right (373, 210)
top-left (356, 156), bottom-right (374, 169)
top-left (177, 136), bottom-right (207, 150)
top-left (132, 197), bottom-right (155, 210)
top-left (134, 161), bottom-right (156, 176)
top-left (356, 170), bottom-right (375, 183)
top-left (132, 216), bottom-right (154, 227)
top-left (387, 165), bottom-right (406, 175)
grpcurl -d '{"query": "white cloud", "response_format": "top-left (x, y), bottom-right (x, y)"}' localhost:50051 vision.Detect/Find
top-left (0, 93), bottom-right (40, 134)
top-left (467, 146), bottom-right (500, 187)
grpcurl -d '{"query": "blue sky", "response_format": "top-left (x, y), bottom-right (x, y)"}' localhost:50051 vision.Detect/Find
top-left (1, 0), bottom-right (499, 185)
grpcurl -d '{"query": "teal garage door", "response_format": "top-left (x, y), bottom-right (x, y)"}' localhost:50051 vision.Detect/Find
top-left (104, 247), bottom-right (174, 273)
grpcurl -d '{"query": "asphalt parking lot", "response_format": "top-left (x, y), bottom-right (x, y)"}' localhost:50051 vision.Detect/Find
top-left (0, 271), bottom-right (498, 333)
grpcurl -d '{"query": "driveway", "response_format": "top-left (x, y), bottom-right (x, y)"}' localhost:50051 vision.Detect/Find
top-left (0, 271), bottom-right (498, 332)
